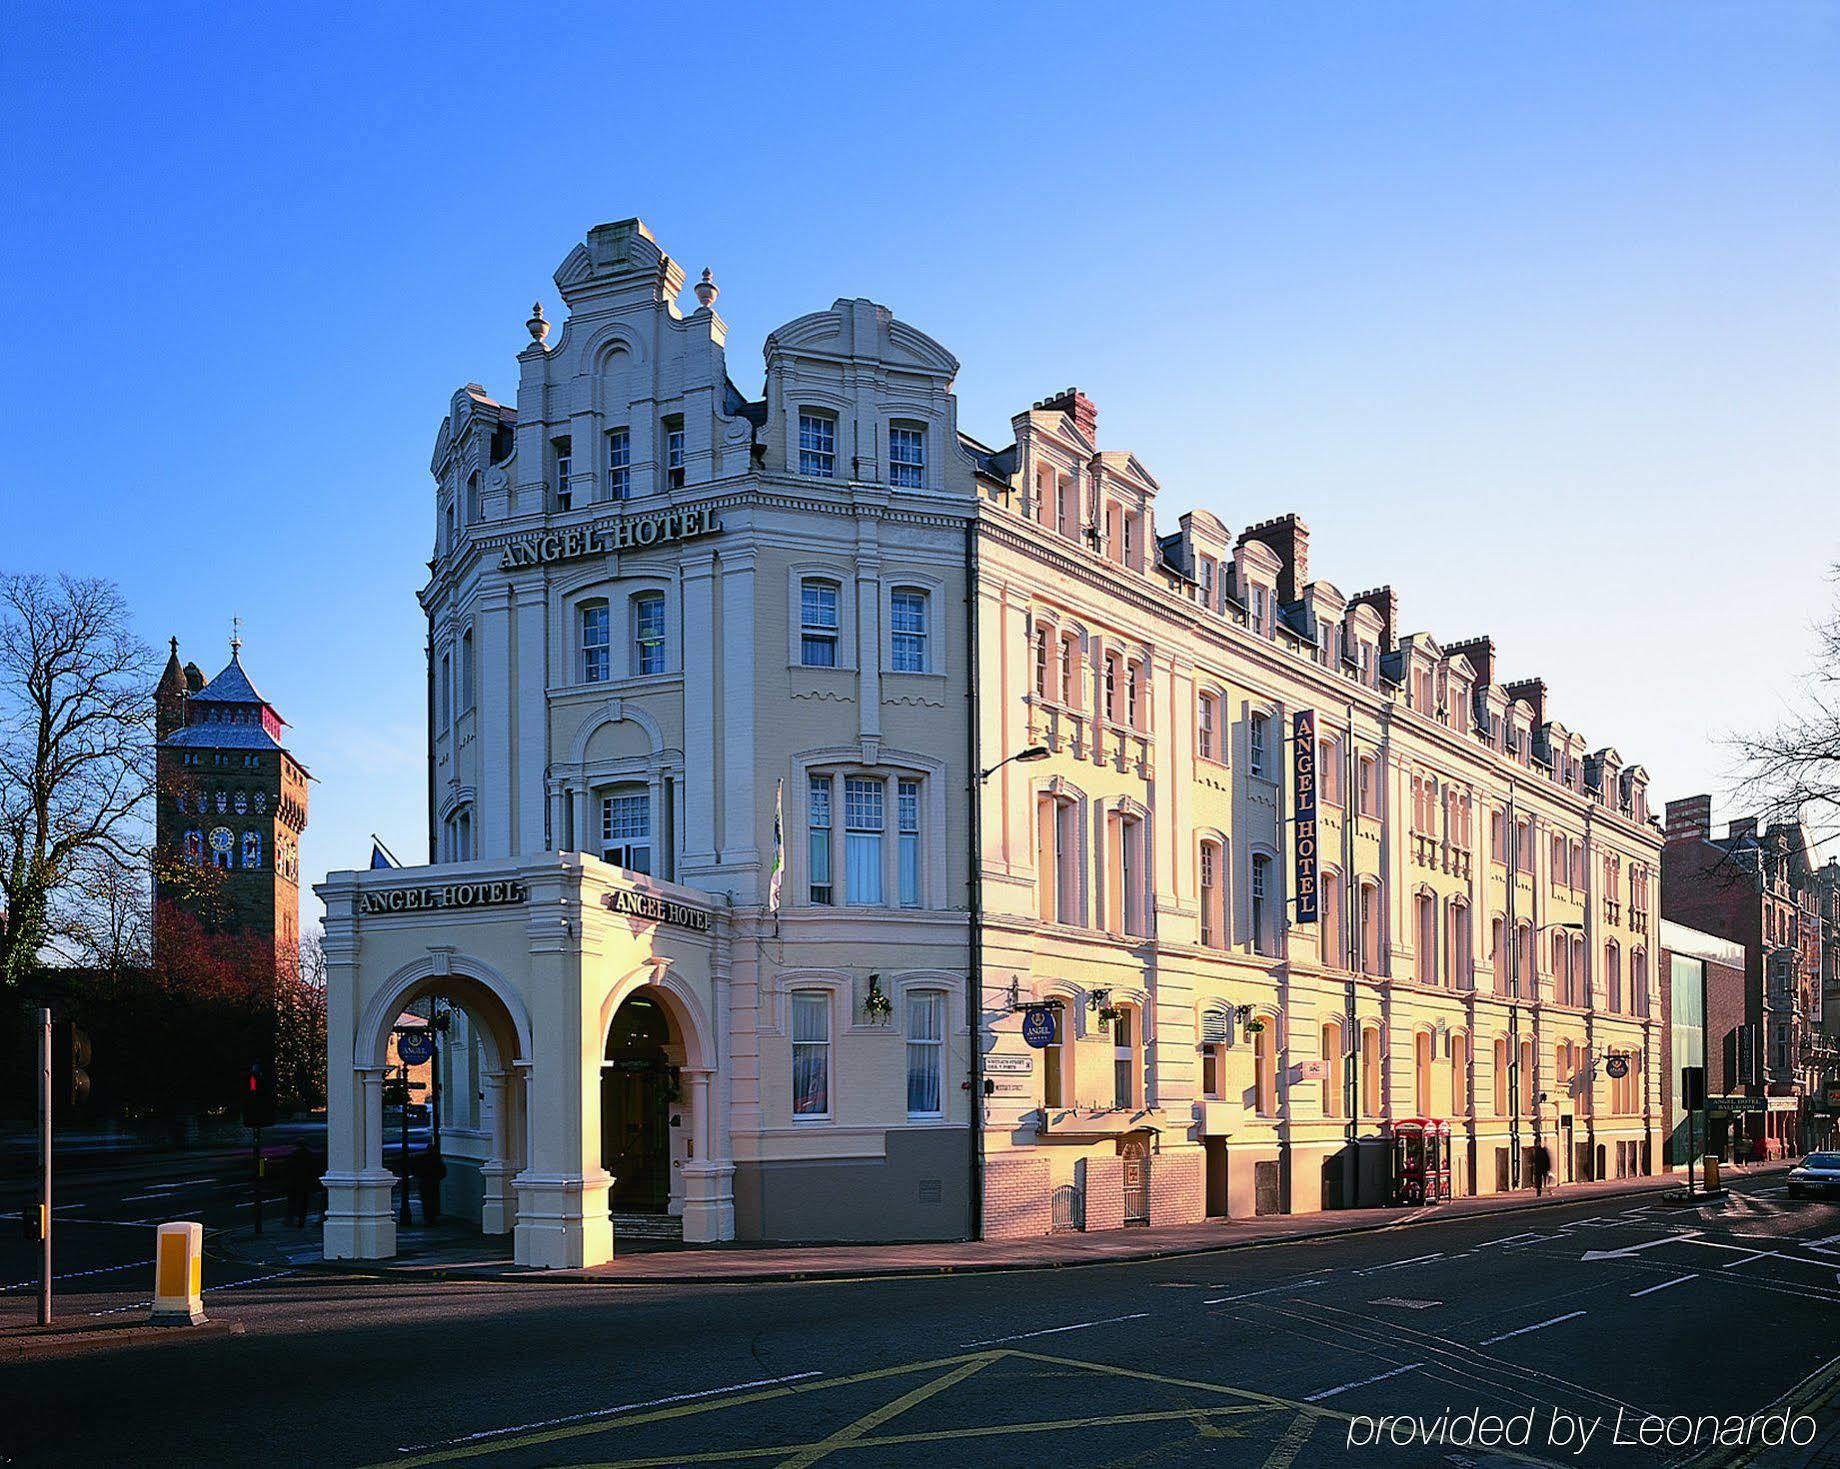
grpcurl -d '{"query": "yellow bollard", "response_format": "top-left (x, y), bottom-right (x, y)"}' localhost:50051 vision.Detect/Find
top-left (150, 1221), bottom-right (206, 1327)
top-left (1704, 1155), bottom-right (1720, 1193)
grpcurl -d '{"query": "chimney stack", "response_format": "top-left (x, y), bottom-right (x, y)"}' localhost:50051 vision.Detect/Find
top-left (1665, 794), bottom-right (1713, 845)
top-left (1348, 586), bottom-right (1398, 652)
top-left (1036, 388), bottom-right (1098, 444)
top-left (1237, 515), bottom-right (1311, 606)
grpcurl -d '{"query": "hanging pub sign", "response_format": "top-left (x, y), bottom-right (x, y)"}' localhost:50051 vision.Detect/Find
top-left (1020, 1008), bottom-right (1059, 1049)
top-left (1292, 708), bottom-right (1320, 923)
top-left (1605, 1053), bottom-right (1630, 1079)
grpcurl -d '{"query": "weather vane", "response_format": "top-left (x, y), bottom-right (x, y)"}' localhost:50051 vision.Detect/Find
top-left (230, 615), bottom-right (242, 654)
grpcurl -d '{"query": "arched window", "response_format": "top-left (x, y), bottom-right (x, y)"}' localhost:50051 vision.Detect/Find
top-left (1553, 930), bottom-right (1573, 1005)
top-left (1631, 949), bottom-right (1649, 1017)
top-left (233, 789), bottom-right (248, 815)
top-left (799, 579), bottom-right (841, 667)
top-left (1450, 1032), bottom-right (1470, 1115)
top-left (1415, 891), bottom-right (1438, 984)
top-left (1036, 793), bottom-right (1078, 924)
top-left (1197, 692), bottom-right (1219, 761)
top-left (1518, 1038), bottom-right (1536, 1111)
top-left (1493, 1036), bottom-right (1511, 1116)
top-left (905, 989), bottom-right (945, 1118)
top-left (580, 602), bottom-right (611, 683)
top-left (1124, 660), bottom-right (1143, 728)
top-left (890, 588), bottom-right (930, 672)
top-left (1198, 838), bottom-right (1226, 949)
top-left (1359, 880), bottom-right (1383, 974)
top-left (1358, 753), bottom-right (1379, 816)
top-left (1319, 735), bottom-right (1343, 806)
top-left (1361, 1025), bottom-right (1383, 1116)
top-left (888, 422), bottom-right (927, 488)
top-left (241, 832), bottom-right (262, 869)
top-left (1042, 1002), bottom-right (1072, 1108)
top-left (1250, 852), bottom-right (1277, 957)
top-left (1605, 941), bottom-right (1623, 1013)
top-left (184, 829), bottom-right (203, 863)
top-left (1447, 901), bottom-right (1472, 990)
top-left (1253, 1019), bottom-right (1279, 1117)
top-left (1320, 1020), bottom-right (1345, 1117)
top-left (1058, 633), bottom-right (1078, 707)
top-left (1414, 1030), bottom-right (1434, 1116)
top-left (600, 785), bottom-right (651, 874)
top-left (1111, 1004), bottom-right (1138, 1109)
top-left (1320, 869), bottom-right (1344, 970)
top-left (631, 593), bottom-right (666, 676)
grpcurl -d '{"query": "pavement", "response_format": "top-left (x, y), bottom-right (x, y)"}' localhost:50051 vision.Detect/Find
top-left (215, 1162), bottom-right (1776, 1284)
top-left (5, 1158), bottom-right (1839, 1468)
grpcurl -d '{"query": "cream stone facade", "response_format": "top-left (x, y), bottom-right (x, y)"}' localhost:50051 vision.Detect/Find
top-left (320, 216), bottom-right (1665, 1265)
top-left (968, 391), bottom-right (1666, 1236)
top-left (320, 220), bottom-right (976, 1267)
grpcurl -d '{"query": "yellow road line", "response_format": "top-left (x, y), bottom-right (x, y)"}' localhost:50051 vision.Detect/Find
top-left (772, 1354), bottom-right (996, 1469)
top-left (1260, 1410), bottom-right (1318, 1469)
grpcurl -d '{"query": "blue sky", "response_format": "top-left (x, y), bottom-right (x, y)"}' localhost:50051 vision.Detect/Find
top-left (4, 3), bottom-right (1836, 918)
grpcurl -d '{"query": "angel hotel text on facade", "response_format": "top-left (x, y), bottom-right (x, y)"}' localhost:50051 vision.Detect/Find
top-left (317, 219), bottom-right (1663, 1268)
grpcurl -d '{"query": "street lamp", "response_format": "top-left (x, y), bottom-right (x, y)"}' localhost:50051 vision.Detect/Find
top-left (978, 744), bottom-right (1051, 783)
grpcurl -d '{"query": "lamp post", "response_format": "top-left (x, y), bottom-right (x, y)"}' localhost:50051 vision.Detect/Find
top-left (978, 744), bottom-right (1050, 784)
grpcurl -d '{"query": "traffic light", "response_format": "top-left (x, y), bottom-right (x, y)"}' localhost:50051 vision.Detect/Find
top-left (242, 1063), bottom-right (276, 1130)
top-left (50, 1022), bottom-right (91, 1112)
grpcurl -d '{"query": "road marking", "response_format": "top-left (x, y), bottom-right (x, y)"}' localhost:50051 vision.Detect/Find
top-left (1303, 1362), bottom-right (1423, 1402)
top-left (1261, 1410), bottom-right (1319, 1467)
top-left (961, 1311), bottom-right (1149, 1347)
top-left (84, 1266), bottom-right (298, 1317)
top-left (3, 1257), bottom-right (154, 1292)
top-left (1629, 1274), bottom-right (1697, 1298)
top-left (119, 1193), bottom-right (170, 1203)
top-left (1478, 1310), bottom-right (1588, 1346)
top-left (1355, 1252), bottom-right (1443, 1275)
top-left (775, 1354), bottom-right (996, 1469)
top-left (1473, 1231), bottom-right (1544, 1250)
top-left (1581, 1231), bottom-right (1700, 1261)
top-left (1370, 1297), bottom-right (1442, 1310)
top-left (1204, 1278), bottom-right (1330, 1305)
top-left (395, 1373), bottom-right (828, 1454)
top-left (1721, 1252), bottom-right (1770, 1269)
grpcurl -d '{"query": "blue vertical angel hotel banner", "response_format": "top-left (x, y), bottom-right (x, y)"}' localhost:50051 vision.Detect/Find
top-left (1293, 709), bottom-right (1319, 923)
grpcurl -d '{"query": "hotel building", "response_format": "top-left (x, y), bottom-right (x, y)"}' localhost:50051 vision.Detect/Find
top-left (318, 219), bottom-right (1664, 1267)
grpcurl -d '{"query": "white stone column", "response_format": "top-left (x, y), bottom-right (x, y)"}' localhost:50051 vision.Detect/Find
top-left (681, 550), bottom-right (719, 873)
top-left (678, 1067), bottom-right (735, 1243)
top-left (480, 1069), bottom-right (517, 1235)
top-left (719, 551), bottom-right (758, 892)
top-left (323, 1067), bottom-right (398, 1260)
top-left (476, 587), bottom-right (515, 859)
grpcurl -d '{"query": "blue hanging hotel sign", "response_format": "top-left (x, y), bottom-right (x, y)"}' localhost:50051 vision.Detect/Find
top-left (1020, 1008), bottom-right (1059, 1049)
top-left (1292, 709), bottom-right (1320, 923)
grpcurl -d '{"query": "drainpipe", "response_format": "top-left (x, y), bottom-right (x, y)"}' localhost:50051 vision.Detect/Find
top-left (426, 611), bottom-right (437, 865)
top-left (965, 511), bottom-right (985, 1240)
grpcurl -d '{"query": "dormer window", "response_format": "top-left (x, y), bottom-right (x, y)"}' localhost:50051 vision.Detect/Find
top-left (1249, 585), bottom-right (1268, 635)
top-left (799, 411), bottom-right (837, 479)
top-left (889, 424), bottom-right (926, 488)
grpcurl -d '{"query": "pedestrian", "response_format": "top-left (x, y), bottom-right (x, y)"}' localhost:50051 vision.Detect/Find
top-left (412, 1142), bottom-right (447, 1226)
top-left (282, 1142), bottom-right (317, 1228)
top-left (1531, 1144), bottom-right (1552, 1197)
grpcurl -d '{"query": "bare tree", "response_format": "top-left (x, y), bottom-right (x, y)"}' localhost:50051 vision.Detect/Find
top-left (1732, 565), bottom-right (1840, 844)
top-left (0, 573), bottom-right (157, 994)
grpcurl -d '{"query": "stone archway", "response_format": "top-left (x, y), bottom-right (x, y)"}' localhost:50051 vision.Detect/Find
top-left (326, 957), bottom-right (532, 1261)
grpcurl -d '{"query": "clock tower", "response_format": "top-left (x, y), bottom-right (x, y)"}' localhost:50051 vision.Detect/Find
top-left (154, 634), bottom-right (309, 976)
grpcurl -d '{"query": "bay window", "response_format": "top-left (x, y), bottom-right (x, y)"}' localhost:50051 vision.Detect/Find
top-left (844, 777), bottom-right (885, 904)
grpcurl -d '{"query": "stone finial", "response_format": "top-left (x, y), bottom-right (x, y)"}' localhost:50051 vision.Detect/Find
top-left (693, 268), bottom-right (718, 310)
top-left (526, 301), bottom-right (550, 345)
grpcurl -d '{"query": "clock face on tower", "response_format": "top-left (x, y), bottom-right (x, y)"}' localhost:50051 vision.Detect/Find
top-left (210, 826), bottom-right (233, 857)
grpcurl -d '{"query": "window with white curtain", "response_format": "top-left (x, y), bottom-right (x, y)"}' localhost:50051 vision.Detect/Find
top-left (905, 990), bottom-right (944, 1117)
top-left (800, 580), bottom-right (840, 667)
top-left (632, 593), bottom-right (666, 675)
top-left (1251, 852), bottom-right (1275, 955)
top-left (889, 424), bottom-right (926, 488)
top-left (600, 790), bottom-right (651, 874)
top-left (807, 776), bottom-right (833, 904)
top-left (581, 603), bottom-right (611, 683)
top-left (897, 778), bottom-right (921, 907)
top-left (844, 777), bottom-right (885, 904)
top-left (790, 992), bottom-right (830, 1117)
top-left (890, 589), bottom-right (929, 672)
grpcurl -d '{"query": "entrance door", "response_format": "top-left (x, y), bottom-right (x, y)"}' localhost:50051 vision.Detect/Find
top-left (1121, 1138), bottom-right (1151, 1225)
top-left (1560, 1117), bottom-right (1575, 1183)
top-left (603, 994), bottom-right (675, 1212)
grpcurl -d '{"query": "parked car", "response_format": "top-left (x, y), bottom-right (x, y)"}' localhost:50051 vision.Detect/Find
top-left (382, 1104), bottom-right (434, 1168)
top-left (1786, 1152), bottom-right (1840, 1199)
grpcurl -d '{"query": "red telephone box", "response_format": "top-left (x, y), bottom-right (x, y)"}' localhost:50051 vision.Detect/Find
top-left (1390, 1118), bottom-right (1452, 1205)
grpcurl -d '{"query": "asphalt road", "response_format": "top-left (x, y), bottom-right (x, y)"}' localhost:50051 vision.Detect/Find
top-left (3, 1168), bottom-right (1838, 1469)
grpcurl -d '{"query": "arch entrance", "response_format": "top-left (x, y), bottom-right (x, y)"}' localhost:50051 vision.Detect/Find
top-left (603, 990), bottom-right (678, 1213)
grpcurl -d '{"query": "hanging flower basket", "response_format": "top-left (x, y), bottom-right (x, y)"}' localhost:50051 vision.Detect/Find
top-left (1096, 1003), bottom-right (1123, 1027)
top-left (864, 979), bottom-right (894, 1025)
top-left (1242, 1018), bottom-right (1267, 1035)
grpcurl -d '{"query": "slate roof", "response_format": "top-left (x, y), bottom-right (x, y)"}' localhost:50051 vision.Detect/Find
top-left (161, 723), bottom-right (286, 752)
top-left (191, 652), bottom-right (270, 707)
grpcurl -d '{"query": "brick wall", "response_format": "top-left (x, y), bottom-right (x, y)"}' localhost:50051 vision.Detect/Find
top-left (1083, 1156), bottom-right (1125, 1232)
top-left (1148, 1151), bottom-right (1206, 1228)
top-left (982, 1155), bottom-right (1052, 1240)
